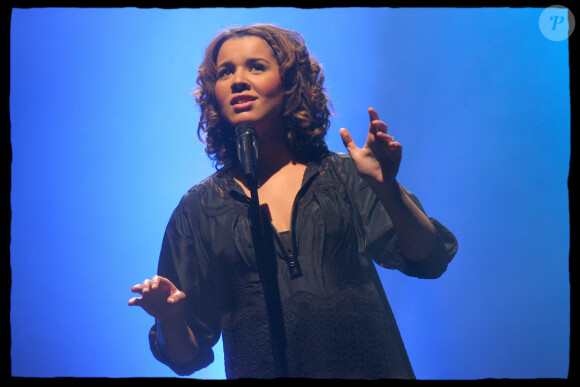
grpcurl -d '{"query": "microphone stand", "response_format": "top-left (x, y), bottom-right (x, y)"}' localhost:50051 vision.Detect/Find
top-left (245, 173), bottom-right (289, 378)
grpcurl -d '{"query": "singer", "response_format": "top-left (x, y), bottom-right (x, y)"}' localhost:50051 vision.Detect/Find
top-left (129, 24), bottom-right (458, 379)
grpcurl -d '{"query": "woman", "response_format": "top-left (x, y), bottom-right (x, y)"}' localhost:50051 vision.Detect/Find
top-left (129, 24), bottom-right (458, 379)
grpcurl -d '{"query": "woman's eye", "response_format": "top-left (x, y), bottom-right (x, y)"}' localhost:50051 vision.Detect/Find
top-left (217, 62), bottom-right (265, 79)
top-left (250, 63), bottom-right (266, 72)
top-left (218, 68), bottom-right (233, 78)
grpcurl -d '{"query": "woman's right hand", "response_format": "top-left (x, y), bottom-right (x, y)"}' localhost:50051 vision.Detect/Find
top-left (128, 275), bottom-right (186, 321)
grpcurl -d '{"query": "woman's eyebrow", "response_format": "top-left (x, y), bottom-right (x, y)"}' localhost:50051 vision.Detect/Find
top-left (247, 57), bottom-right (271, 64)
top-left (217, 57), bottom-right (271, 68)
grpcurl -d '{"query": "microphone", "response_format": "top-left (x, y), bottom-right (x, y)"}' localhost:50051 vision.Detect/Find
top-left (235, 123), bottom-right (259, 187)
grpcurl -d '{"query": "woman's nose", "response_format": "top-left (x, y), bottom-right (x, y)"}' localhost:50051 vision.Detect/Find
top-left (231, 70), bottom-right (250, 92)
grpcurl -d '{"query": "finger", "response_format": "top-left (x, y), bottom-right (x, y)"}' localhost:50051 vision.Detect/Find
top-left (381, 138), bottom-right (403, 160)
top-left (371, 120), bottom-right (388, 135)
top-left (368, 107), bottom-right (379, 122)
top-left (376, 133), bottom-right (402, 152)
top-left (142, 279), bottom-right (152, 294)
top-left (131, 284), bottom-right (144, 295)
top-left (154, 275), bottom-right (175, 294)
top-left (151, 275), bottom-right (161, 290)
top-left (128, 296), bottom-right (142, 306)
top-left (339, 128), bottom-right (359, 154)
top-left (167, 289), bottom-right (186, 304)
top-left (376, 131), bottom-right (395, 143)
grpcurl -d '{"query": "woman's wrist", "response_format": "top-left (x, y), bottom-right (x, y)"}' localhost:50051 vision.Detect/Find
top-left (157, 317), bottom-right (199, 364)
top-left (368, 178), bottom-right (402, 207)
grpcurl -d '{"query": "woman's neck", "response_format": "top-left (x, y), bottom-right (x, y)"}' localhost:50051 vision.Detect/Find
top-left (232, 135), bottom-right (303, 189)
top-left (255, 139), bottom-right (297, 184)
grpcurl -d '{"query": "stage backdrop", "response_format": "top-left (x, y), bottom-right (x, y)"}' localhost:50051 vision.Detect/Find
top-left (10, 7), bottom-right (570, 379)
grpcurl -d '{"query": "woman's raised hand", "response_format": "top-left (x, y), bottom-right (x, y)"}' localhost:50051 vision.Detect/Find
top-left (128, 275), bottom-right (186, 321)
top-left (339, 107), bottom-right (402, 191)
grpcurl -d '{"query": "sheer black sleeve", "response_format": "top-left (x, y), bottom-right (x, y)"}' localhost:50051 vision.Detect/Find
top-left (148, 190), bottom-right (221, 375)
top-left (336, 153), bottom-right (458, 279)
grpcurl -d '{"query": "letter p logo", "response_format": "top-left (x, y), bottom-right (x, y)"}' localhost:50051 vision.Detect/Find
top-left (539, 6), bottom-right (575, 41)
top-left (550, 15), bottom-right (565, 30)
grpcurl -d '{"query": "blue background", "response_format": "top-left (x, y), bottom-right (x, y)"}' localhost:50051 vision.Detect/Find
top-left (10, 7), bottom-right (570, 379)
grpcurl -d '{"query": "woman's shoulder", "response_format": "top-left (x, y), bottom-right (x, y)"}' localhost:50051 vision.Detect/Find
top-left (182, 169), bottom-right (231, 198)
top-left (320, 151), bottom-right (358, 179)
top-left (176, 168), bottom-right (244, 218)
top-left (325, 150), bottom-right (352, 163)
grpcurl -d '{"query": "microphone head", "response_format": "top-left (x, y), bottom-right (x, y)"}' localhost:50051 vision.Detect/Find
top-left (234, 123), bottom-right (259, 183)
top-left (235, 122), bottom-right (257, 138)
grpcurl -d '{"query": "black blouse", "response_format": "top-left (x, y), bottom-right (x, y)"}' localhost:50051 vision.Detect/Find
top-left (148, 151), bottom-right (458, 379)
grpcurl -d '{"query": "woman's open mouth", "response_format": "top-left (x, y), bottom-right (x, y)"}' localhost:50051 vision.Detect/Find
top-left (231, 95), bottom-right (257, 111)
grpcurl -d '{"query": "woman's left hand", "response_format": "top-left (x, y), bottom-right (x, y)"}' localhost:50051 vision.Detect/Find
top-left (341, 107), bottom-right (436, 261)
top-left (340, 107), bottom-right (402, 190)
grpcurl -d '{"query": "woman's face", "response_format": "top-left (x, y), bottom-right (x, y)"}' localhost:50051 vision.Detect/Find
top-left (214, 36), bottom-right (285, 137)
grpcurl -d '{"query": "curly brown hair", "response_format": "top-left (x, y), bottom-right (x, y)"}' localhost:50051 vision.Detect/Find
top-left (193, 24), bottom-right (333, 170)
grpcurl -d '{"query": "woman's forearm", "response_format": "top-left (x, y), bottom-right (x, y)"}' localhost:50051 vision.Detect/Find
top-left (373, 179), bottom-right (437, 262)
top-left (156, 317), bottom-right (199, 365)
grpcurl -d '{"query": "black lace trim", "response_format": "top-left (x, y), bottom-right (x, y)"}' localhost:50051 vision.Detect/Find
top-left (190, 174), bottom-right (249, 217)
top-left (220, 285), bottom-right (414, 379)
top-left (220, 303), bottom-right (276, 379)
